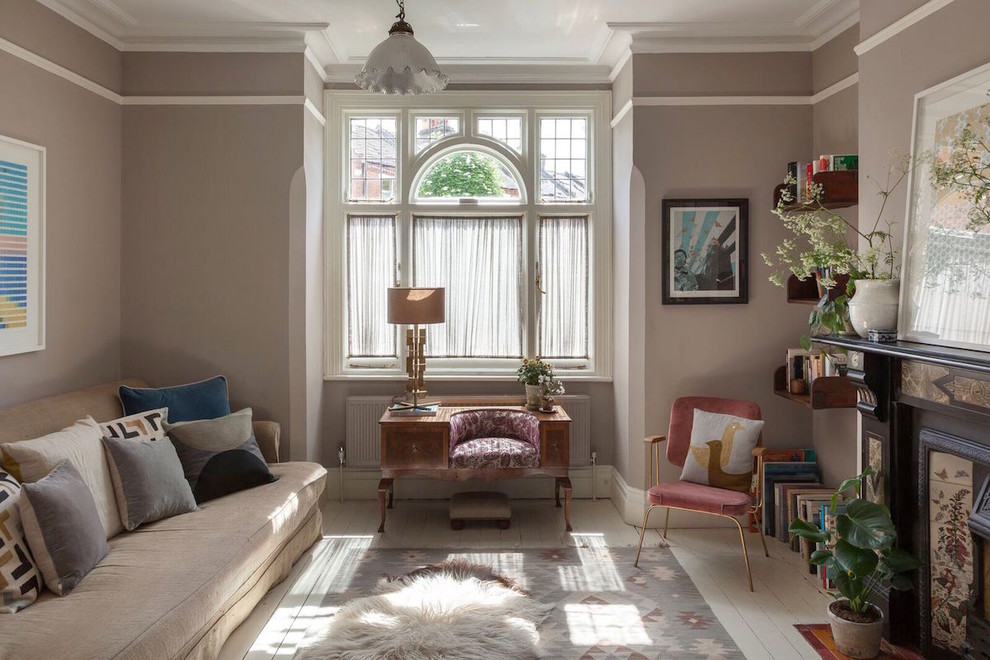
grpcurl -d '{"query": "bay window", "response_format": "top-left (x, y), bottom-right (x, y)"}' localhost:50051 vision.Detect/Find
top-left (326, 91), bottom-right (612, 379)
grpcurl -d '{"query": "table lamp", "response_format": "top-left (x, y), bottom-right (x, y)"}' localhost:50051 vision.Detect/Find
top-left (387, 287), bottom-right (445, 410)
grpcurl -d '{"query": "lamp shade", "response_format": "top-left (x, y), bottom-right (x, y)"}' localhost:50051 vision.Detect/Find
top-left (355, 22), bottom-right (448, 95)
top-left (387, 287), bottom-right (445, 324)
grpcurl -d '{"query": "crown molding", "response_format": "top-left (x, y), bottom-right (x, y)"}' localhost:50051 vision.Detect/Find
top-left (32, 0), bottom-right (125, 49)
top-left (854, 0), bottom-right (956, 56)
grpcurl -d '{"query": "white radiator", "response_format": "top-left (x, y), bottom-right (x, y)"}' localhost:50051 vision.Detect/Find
top-left (344, 395), bottom-right (593, 468)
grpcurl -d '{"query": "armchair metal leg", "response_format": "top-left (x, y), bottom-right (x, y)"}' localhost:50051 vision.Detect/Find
top-left (731, 516), bottom-right (755, 592)
top-left (634, 505), bottom-right (656, 567)
top-left (756, 516), bottom-right (770, 557)
top-left (662, 507), bottom-right (671, 539)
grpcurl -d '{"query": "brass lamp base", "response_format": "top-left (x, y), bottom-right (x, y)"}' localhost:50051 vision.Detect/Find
top-left (393, 326), bottom-right (438, 410)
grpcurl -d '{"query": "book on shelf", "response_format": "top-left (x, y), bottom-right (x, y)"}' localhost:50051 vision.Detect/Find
top-left (817, 154), bottom-right (858, 172)
top-left (785, 348), bottom-right (843, 394)
top-left (786, 161), bottom-right (798, 200)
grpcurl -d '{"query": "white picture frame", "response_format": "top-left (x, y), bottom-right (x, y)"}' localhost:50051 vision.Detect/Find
top-left (899, 62), bottom-right (990, 352)
top-left (0, 135), bottom-right (45, 357)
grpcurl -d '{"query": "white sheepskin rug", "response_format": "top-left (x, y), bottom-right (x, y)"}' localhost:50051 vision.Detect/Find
top-left (294, 559), bottom-right (553, 660)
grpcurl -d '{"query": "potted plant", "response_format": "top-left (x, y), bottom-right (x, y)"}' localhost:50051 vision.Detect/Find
top-left (538, 373), bottom-right (565, 412)
top-left (516, 358), bottom-right (553, 410)
top-left (789, 470), bottom-right (921, 659)
top-left (763, 157), bottom-right (911, 340)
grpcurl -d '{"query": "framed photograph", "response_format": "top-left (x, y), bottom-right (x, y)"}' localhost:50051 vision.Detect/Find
top-left (662, 198), bottom-right (748, 305)
top-left (899, 62), bottom-right (990, 351)
top-left (0, 135), bottom-right (45, 356)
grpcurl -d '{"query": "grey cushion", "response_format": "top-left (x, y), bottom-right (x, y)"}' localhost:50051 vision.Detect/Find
top-left (101, 436), bottom-right (198, 531)
top-left (165, 408), bottom-right (269, 491)
top-left (19, 460), bottom-right (109, 596)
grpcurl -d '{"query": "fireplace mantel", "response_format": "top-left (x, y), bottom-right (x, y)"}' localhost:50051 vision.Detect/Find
top-left (812, 335), bottom-right (990, 658)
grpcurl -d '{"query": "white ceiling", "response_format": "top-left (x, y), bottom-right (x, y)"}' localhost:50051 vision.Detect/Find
top-left (39, 0), bottom-right (861, 81)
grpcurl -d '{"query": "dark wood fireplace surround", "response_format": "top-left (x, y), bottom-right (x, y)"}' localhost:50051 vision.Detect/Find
top-left (818, 336), bottom-right (990, 659)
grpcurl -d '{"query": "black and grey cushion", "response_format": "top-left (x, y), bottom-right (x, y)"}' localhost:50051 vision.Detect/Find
top-left (0, 470), bottom-right (43, 612)
top-left (19, 460), bottom-right (109, 596)
top-left (164, 408), bottom-right (277, 504)
top-left (101, 436), bottom-right (197, 531)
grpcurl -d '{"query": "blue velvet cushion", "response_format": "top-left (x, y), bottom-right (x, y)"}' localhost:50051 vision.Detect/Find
top-left (119, 376), bottom-right (230, 423)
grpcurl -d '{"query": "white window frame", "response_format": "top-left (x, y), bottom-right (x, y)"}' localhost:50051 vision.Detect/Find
top-left (325, 90), bottom-right (612, 381)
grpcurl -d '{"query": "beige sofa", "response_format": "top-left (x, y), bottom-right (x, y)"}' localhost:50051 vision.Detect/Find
top-left (0, 380), bottom-right (328, 660)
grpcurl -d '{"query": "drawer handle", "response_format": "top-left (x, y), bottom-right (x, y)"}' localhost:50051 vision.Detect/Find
top-left (411, 443), bottom-right (418, 453)
top-left (550, 442), bottom-right (558, 452)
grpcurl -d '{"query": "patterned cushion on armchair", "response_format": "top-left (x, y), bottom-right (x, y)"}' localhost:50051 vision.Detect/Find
top-left (449, 410), bottom-right (540, 469)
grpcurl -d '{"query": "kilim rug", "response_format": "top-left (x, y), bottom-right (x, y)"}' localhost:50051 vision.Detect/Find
top-left (292, 542), bottom-right (744, 659)
top-left (794, 624), bottom-right (923, 660)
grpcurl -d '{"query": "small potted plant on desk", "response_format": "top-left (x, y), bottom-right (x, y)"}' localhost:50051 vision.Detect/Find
top-left (517, 358), bottom-right (553, 410)
top-left (789, 470), bottom-right (921, 659)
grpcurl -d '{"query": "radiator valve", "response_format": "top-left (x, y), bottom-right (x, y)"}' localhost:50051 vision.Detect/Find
top-left (338, 446), bottom-right (345, 467)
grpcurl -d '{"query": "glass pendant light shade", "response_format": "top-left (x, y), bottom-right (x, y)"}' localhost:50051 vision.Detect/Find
top-left (355, 2), bottom-right (448, 95)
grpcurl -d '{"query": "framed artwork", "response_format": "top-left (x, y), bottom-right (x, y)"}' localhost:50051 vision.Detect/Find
top-left (899, 62), bottom-right (990, 351)
top-left (0, 135), bottom-right (45, 357)
top-left (661, 198), bottom-right (748, 305)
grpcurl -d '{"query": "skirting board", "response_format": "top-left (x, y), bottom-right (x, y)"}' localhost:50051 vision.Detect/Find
top-left (326, 465), bottom-right (735, 530)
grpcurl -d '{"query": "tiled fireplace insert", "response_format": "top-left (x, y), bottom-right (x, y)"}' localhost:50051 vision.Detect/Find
top-left (818, 336), bottom-right (990, 660)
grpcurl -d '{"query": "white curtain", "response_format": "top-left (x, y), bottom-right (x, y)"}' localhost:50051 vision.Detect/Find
top-left (413, 216), bottom-right (523, 358)
top-left (347, 215), bottom-right (396, 357)
top-left (540, 216), bottom-right (589, 358)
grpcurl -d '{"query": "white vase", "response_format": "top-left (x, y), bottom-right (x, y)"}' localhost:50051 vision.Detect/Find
top-left (525, 384), bottom-right (541, 410)
top-left (848, 279), bottom-right (900, 338)
top-left (827, 601), bottom-right (884, 659)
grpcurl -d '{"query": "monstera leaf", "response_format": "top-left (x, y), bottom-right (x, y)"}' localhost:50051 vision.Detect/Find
top-left (833, 539), bottom-right (879, 578)
top-left (836, 499), bottom-right (896, 550)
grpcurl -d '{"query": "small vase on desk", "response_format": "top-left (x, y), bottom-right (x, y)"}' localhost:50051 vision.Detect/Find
top-left (525, 384), bottom-right (541, 410)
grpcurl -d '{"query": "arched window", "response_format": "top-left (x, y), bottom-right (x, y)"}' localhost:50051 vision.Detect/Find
top-left (413, 149), bottom-right (523, 202)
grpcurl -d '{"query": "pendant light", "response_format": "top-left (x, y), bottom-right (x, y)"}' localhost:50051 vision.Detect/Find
top-left (355, 0), bottom-right (449, 95)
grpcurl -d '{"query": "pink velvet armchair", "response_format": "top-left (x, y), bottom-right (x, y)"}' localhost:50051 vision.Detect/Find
top-left (633, 397), bottom-right (769, 592)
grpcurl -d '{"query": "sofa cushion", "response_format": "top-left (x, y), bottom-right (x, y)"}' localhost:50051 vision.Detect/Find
top-left (100, 408), bottom-right (169, 443)
top-left (0, 469), bottom-right (43, 612)
top-left (102, 435), bottom-right (198, 531)
top-left (1, 417), bottom-right (123, 539)
top-left (165, 408), bottom-right (277, 503)
top-left (0, 461), bottom-right (327, 659)
top-left (450, 437), bottom-right (540, 469)
top-left (119, 376), bottom-right (230, 423)
top-left (20, 460), bottom-right (110, 596)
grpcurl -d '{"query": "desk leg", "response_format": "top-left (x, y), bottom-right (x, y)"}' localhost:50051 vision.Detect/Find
top-left (554, 478), bottom-right (561, 508)
top-left (387, 480), bottom-right (394, 509)
top-left (555, 477), bottom-right (572, 531)
top-left (377, 478), bottom-right (393, 533)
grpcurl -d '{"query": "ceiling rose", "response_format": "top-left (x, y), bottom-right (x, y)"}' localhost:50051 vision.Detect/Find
top-left (355, 0), bottom-right (449, 95)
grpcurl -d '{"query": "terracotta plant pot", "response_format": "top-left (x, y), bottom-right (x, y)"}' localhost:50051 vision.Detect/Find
top-left (827, 600), bottom-right (883, 659)
top-left (524, 384), bottom-right (541, 410)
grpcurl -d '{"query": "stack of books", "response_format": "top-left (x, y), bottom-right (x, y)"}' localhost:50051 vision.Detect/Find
top-left (786, 154), bottom-right (858, 203)
top-left (750, 449), bottom-right (819, 532)
top-left (785, 348), bottom-right (847, 394)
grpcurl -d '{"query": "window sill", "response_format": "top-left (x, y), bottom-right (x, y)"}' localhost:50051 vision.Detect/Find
top-left (323, 372), bottom-right (613, 383)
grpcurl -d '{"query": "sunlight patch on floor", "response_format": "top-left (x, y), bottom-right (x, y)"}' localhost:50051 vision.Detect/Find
top-left (245, 536), bottom-right (372, 659)
top-left (564, 603), bottom-right (652, 646)
top-left (558, 533), bottom-right (625, 592)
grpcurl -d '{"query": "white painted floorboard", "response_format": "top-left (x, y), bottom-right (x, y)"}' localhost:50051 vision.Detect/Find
top-left (219, 499), bottom-right (831, 660)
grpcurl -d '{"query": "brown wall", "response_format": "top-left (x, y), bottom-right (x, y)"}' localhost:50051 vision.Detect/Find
top-left (811, 24), bottom-right (859, 487)
top-left (120, 104), bottom-right (304, 444)
top-left (0, 5), bottom-right (122, 408)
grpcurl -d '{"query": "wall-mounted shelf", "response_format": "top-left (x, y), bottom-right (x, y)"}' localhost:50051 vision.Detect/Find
top-left (773, 170), bottom-right (859, 212)
top-left (773, 365), bottom-right (858, 409)
top-left (786, 273), bottom-right (851, 305)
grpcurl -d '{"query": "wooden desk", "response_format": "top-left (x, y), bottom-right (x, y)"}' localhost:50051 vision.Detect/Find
top-left (377, 404), bottom-right (572, 533)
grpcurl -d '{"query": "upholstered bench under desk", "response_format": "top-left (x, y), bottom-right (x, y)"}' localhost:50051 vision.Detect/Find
top-left (377, 403), bottom-right (572, 533)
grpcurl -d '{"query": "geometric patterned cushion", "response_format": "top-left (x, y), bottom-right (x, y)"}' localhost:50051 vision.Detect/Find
top-left (450, 438), bottom-right (540, 469)
top-left (100, 407), bottom-right (169, 443)
top-left (0, 469), bottom-right (43, 612)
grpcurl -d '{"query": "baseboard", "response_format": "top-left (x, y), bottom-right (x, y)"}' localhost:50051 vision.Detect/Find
top-left (324, 465), bottom-right (613, 501)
